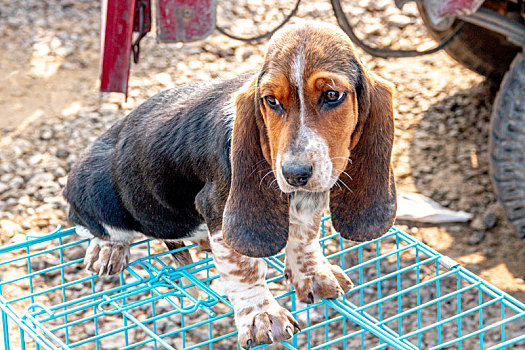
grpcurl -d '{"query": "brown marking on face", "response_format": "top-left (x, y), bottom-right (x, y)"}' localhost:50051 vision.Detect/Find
top-left (304, 71), bottom-right (357, 176)
top-left (259, 73), bottom-right (293, 167)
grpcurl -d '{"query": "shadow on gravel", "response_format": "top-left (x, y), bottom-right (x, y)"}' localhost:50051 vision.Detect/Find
top-left (405, 81), bottom-right (525, 298)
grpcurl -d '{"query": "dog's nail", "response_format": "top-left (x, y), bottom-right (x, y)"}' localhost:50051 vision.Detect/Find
top-left (293, 320), bottom-right (301, 333)
top-left (267, 330), bottom-right (274, 343)
top-left (284, 272), bottom-right (289, 279)
top-left (286, 326), bottom-right (294, 338)
top-left (307, 292), bottom-right (314, 304)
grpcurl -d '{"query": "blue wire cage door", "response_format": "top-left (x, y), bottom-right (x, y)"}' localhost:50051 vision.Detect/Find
top-left (1, 219), bottom-right (524, 349)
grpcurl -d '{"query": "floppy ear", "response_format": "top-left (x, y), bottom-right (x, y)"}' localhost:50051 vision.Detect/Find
top-left (222, 78), bottom-right (289, 257)
top-left (330, 74), bottom-right (396, 241)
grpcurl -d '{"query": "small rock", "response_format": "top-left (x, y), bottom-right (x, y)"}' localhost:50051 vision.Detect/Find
top-left (55, 148), bottom-right (70, 159)
top-left (39, 127), bottom-right (54, 140)
top-left (0, 182), bottom-right (9, 195)
top-left (235, 46), bottom-right (253, 61)
top-left (27, 173), bottom-right (55, 189)
top-left (0, 173), bottom-right (13, 183)
top-left (29, 154), bottom-right (43, 165)
top-left (468, 231), bottom-right (485, 245)
top-left (153, 72), bottom-right (173, 87)
top-left (363, 23), bottom-right (383, 36)
top-left (387, 14), bottom-right (412, 27)
top-left (366, 1), bottom-right (388, 12)
top-left (0, 219), bottom-right (23, 237)
top-left (483, 212), bottom-right (497, 230)
top-left (99, 103), bottom-right (119, 114)
top-left (470, 215), bottom-right (485, 230)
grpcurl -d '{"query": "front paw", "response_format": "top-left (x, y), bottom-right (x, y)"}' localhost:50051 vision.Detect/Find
top-left (84, 238), bottom-right (130, 276)
top-left (286, 262), bottom-right (353, 304)
top-left (236, 304), bottom-right (300, 349)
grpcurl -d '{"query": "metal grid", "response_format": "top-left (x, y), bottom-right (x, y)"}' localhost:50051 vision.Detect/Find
top-left (1, 218), bottom-right (524, 349)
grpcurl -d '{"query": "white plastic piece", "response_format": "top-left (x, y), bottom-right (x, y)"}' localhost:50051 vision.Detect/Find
top-left (396, 192), bottom-right (473, 224)
top-left (439, 255), bottom-right (460, 270)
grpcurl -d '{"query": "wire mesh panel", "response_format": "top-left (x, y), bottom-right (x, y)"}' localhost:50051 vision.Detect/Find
top-left (1, 219), bottom-right (524, 349)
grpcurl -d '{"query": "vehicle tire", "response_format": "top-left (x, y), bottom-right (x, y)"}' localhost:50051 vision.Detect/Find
top-left (490, 52), bottom-right (525, 241)
top-left (417, 4), bottom-right (520, 81)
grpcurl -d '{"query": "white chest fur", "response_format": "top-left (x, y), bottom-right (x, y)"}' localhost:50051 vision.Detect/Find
top-left (289, 191), bottom-right (329, 227)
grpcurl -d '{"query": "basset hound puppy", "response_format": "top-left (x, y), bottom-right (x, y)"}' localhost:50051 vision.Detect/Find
top-left (64, 21), bottom-right (396, 348)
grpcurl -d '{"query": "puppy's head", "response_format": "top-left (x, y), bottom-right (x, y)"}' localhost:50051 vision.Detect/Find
top-left (258, 22), bottom-right (365, 193)
top-left (223, 21), bottom-right (396, 257)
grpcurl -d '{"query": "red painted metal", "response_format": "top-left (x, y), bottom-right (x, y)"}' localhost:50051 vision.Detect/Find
top-left (100, 0), bottom-right (216, 94)
top-left (100, 0), bottom-right (136, 95)
top-left (156, 0), bottom-right (217, 42)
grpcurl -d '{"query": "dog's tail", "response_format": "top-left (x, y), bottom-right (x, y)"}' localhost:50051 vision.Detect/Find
top-left (164, 240), bottom-right (203, 299)
top-left (164, 241), bottom-right (194, 267)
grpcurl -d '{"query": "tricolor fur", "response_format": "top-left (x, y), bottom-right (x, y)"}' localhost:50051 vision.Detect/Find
top-left (64, 21), bottom-right (396, 348)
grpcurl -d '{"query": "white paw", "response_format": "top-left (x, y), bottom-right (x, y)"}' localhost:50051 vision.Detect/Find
top-left (84, 238), bottom-right (130, 276)
top-left (236, 302), bottom-right (300, 349)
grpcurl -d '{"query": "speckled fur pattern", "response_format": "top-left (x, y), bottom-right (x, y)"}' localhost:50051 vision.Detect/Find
top-left (285, 192), bottom-right (353, 303)
top-left (208, 230), bottom-right (300, 348)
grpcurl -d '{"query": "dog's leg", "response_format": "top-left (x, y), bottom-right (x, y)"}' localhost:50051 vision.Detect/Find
top-left (79, 225), bottom-right (134, 276)
top-left (285, 213), bottom-right (353, 304)
top-left (208, 230), bottom-right (300, 349)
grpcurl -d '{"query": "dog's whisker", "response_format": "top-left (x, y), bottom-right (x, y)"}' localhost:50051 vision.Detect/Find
top-left (338, 178), bottom-right (353, 193)
top-left (268, 178), bottom-right (278, 189)
top-left (330, 156), bottom-right (353, 164)
top-left (248, 159), bottom-right (271, 177)
top-left (254, 158), bottom-right (269, 167)
top-left (331, 173), bottom-right (352, 193)
top-left (341, 170), bottom-right (353, 182)
top-left (332, 167), bottom-right (354, 182)
top-left (249, 165), bottom-right (270, 177)
top-left (259, 170), bottom-right (276, 188)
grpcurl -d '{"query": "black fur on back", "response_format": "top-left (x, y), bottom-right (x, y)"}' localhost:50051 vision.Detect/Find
top-left (64, 74), bottom-right (253, 240)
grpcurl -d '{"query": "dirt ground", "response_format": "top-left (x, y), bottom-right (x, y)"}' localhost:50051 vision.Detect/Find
top-left (0, 0), bottom-right (523, 313)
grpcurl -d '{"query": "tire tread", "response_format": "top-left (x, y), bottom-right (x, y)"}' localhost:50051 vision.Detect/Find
top-left (490, 52), bottom-right (525, 240)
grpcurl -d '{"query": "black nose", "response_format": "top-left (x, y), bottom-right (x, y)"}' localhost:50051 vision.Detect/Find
top-left (282, 163), bottom-right (313, 187)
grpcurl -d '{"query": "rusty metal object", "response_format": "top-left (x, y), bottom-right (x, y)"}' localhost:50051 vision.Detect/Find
top-left (156, 0), bottom-right (217, 43)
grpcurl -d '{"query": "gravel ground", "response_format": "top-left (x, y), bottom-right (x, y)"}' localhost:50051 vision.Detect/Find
top-left (1, 0), bottom-right (525, 348)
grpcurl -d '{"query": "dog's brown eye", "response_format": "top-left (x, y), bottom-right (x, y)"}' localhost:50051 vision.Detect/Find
top-left (265, 96), bottom-right (280, 107)
top-left (321, 90), bottom-right (346, 108)
top-left (326, 90), bottom-right (340, 102)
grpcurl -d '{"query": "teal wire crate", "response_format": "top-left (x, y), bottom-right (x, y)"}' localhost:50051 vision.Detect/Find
top-left (1, 218), bottom-right (524, 349)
